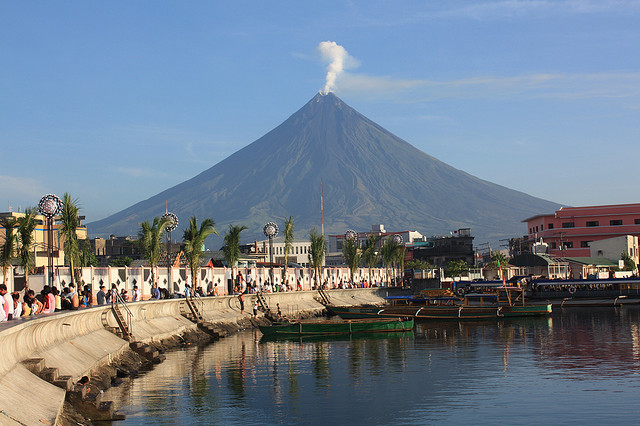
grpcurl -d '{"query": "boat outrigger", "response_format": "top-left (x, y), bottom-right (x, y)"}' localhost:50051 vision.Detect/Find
top-left (328, 287), bottom-right (551, 320)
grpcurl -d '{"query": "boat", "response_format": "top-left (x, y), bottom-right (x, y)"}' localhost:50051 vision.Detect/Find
top-left (328, 286), bottom-right (551, 320)
top-left (258, 317), bottom-right (414, 337)
top-left (463, 276), bottom-right (640, 306)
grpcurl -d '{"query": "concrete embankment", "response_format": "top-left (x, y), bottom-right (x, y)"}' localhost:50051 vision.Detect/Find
top-left (0, 288), bottom-right (388, 425)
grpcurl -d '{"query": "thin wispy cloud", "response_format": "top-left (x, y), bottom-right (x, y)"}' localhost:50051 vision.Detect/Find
top-left (336, 71), bottom-right (640, 102)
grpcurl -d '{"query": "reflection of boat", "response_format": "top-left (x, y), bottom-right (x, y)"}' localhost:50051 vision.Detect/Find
top-left (328, 287), bottom-right (551, 320)
top-left (258, 317), bottom-right (414, 337)
top-left (260, 330), bottom-right (414, 343)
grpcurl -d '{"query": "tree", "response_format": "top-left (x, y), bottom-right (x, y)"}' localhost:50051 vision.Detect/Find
top-left (381, 236), bottom-right (401, 285)
top-left (342, 236), bottom-right (361, 284)
top-left (109, 256), bottom-right (133, 267)
top-left (445, 259), bottom-right (470, 280)
top-left (183, 217), bottom-right (218, 290)
top-left (397, 245), bottom-right (407, 285)
top-left (308, 227), bottom-right (325, 288)
top-left (621, 252), bottom-right (637, 272)
top-left (406, 259), bottom-right (434, 270)
top-left (283, 216), bottom-right (294, 285)
top-left (60, 193), bottom-right (80, 286)
top-left (138, 216), bottom-right (170, 288)
top-left (222, 224), bottom-right (246, 289)
top-left (17, 208), bottom-right (38, 290)
top-left (362, 233), bottom-right (381, 285)
top-left (1, 216), bottom-right (18, 285)
top-left (78, 239), bottom-right (98, 267)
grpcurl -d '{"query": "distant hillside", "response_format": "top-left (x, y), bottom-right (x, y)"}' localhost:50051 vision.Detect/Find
top-left (88, 92), bottom-right (560, 247)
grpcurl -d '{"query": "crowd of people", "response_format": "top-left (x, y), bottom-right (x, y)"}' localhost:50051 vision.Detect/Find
top-left (0, 270), bottom-right (384, 322)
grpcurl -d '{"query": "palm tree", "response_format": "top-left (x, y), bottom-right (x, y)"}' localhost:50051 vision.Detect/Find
top-left (381, 236), bottom-right (400, 286)
top-left (342, 236), bottom-right (361, 284)
top-left (183, 216), bottom-right (218, 290)
top-left (362, 233), bottom-right (381, 285)
top-left (139, 216), bottom-right (170, 289)
top-left (222, 224), bottom-right (247, 290)
top-left (283, 216), bottom-right (294, 285)
top-left (60, 193), bottom-right (80, 286)
top-left (1, 217), bottom-right (18, 285)
top-left (17, 208), bottom-right (38, 291)
top-left (308, 227), bottom-right (325, 288)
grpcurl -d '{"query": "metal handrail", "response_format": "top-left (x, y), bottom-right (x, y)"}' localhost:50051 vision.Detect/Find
top-left (185, 292), bottom-right (204, 322)
top-left (113, 290), bottom-right (133, 336)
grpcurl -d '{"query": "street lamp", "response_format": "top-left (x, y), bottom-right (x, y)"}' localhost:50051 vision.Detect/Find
top-left (38, 194), bottom-right (63, 288)
top-left (162, 211), bottom-right (178, 292)
top-left (392, 234), bottom-right (403, 286)
top-left (263, 222), bottom-right (279, 287)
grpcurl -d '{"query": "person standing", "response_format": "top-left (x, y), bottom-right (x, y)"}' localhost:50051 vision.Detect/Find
top-left (96, 285), bottom-right (106, 305)
top-left (238, 292), bottom-right (245, 314)
top-left (132, 285), bottom-right (141, 302)
top-left (246, 270), bottom-right (254, 293)
top-left (253, 299), bottom-right (259, 318)
top-left (235, 272), bottom-right (245, 294)
top-left (0, 284), bottom-right (13, 320)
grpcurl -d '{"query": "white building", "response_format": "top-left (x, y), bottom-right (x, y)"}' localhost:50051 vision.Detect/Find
top-left (254, 237), bottom-right (313, 267)
top-left (590, 235), bottom-right (639, 268)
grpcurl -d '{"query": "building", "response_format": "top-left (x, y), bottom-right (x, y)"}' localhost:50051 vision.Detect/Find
top-left (326, 224), bottom-right (424, 266)
top-left (589, 235), bottom-right (639, 268)
top-left (253, 237), bottom-right (313, 268)
top-left (0, 211), bottom-right (87, 269)
top-left (523, 203), bottom-right (640, 257)
top-left (408, 228), bottom-right (474, 267)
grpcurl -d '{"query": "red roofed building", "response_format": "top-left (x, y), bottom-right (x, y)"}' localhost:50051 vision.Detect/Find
top-left (523, 203), bottom-right (640, 257)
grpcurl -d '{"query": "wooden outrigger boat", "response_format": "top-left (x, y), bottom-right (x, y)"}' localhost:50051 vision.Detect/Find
top-left (258, 317), bottom-right (414, 337)
top-left (328, 287), bottom-right (551, 320)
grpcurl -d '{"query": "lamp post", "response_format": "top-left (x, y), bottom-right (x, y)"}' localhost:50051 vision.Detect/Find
top-left (162, 211), bottom-right (178, 292)
top-left (263, 222), bottom-right (279, 287)
top-left (392, 234), bottom-right (404, 285)
top-left (38, 194), bottom-right (63, 288)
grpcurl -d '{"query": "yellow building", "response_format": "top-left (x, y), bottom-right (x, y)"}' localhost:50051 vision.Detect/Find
top-left (0, 211), bottom-right (87, 269)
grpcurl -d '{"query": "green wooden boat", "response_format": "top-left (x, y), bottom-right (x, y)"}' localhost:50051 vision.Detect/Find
top-left (258, 317), bottom-right (414, 337)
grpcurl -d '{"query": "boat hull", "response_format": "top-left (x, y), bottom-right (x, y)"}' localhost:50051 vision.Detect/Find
top-left (258, 318), bottom-right (414, 337)
top-left (328, 304), bottom-right (552, 320)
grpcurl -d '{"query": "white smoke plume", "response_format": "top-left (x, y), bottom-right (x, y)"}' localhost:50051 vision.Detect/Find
top-left (317, 41), bottom-right (358, 94)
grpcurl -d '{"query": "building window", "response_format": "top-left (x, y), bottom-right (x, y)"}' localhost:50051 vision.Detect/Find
top-left (635, 219), bottom-right (640, 225)
top-left (610, 220), bottom-right (623, 226)
top-left (562, 222), bottom-right (575, 228)
top-left (564, 242), bottom-right (574, 249)
top-left (548, 223), bottom-right (554, 230)
top-left (580, 241), bottom-right (590, 248)
top-left (541, 224), bottom-right (544, 231)
top-left (551, 242), bottom-right (557, 249)
top-left (586, 221), bottom-right (599, 227)
top-left (535, 226), bottom-right (539, 232)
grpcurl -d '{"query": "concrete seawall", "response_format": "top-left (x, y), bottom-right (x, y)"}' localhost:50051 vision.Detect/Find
top-left (0, 288), bottom-right (389, 425)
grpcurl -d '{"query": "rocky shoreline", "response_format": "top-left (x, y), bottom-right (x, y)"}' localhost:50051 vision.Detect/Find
top-left (58, 312), bottom-right (322, 424)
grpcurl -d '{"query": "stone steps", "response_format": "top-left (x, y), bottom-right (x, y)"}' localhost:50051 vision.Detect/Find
top-left (21, 357), bottom-right (125, 421)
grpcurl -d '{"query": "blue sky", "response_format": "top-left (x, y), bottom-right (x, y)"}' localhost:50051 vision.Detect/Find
top-left (2, 1), bottom-right (639, 232)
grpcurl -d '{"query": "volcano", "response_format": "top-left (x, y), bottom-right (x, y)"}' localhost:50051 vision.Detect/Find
top-left (88, 92), bottom-right (560, 245)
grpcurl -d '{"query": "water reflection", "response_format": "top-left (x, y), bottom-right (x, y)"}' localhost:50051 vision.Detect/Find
top-left (106, 307), bottom-right (640, 425)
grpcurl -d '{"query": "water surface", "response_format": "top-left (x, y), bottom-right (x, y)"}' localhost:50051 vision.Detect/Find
top-left (106, 307), bottom-right (640, 424)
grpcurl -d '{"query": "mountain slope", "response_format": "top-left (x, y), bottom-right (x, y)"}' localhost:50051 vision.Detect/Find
top-left (88, 92), bottom-right (560, 245)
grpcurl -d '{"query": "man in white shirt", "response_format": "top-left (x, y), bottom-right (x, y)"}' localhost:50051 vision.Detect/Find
top-left (132, 285), bottom-right (141, 302)
top-left (0, 284), bottom-right (13, 320)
